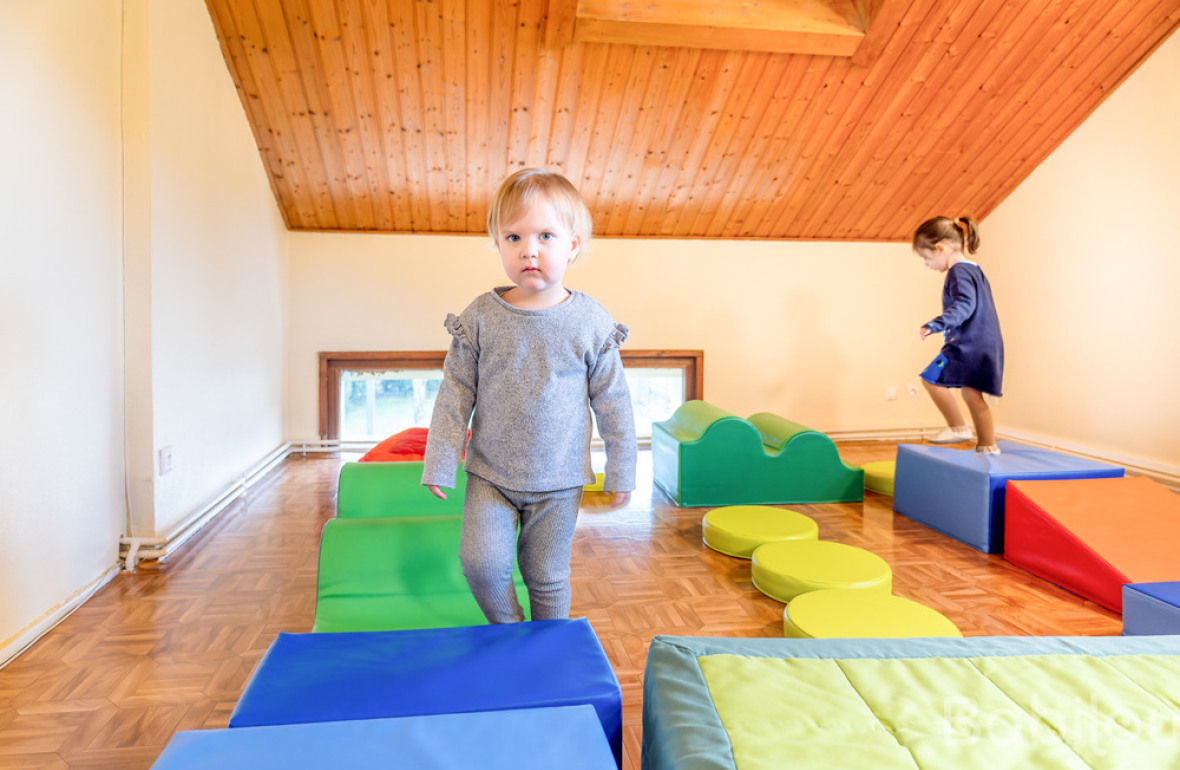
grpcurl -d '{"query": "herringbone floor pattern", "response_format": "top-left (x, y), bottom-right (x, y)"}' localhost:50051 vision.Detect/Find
top-left (0, 443), bottom-right (1121, 769)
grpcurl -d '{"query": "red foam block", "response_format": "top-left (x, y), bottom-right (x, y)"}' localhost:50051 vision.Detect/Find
top-left (1004, 476), bottom-right (1180, 613)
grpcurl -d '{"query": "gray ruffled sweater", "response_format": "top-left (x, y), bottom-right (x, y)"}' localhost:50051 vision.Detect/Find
top-left (422, 287), bottom-right (638, 493)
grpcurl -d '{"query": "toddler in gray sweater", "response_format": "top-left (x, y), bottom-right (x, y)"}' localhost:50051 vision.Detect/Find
top-left (422, 169), bottom-right (637, 623)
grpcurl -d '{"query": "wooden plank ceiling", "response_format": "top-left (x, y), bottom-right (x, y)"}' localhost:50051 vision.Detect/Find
top-left (204, 0), bottom-right (1180, 240)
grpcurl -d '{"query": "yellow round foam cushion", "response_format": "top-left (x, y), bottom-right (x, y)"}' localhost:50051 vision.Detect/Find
top-left (751, 540), bottom-right (891, 603)
top-left (702, 505), bottom-right (818, 559)
top-left (862, 461), bottom-right (896, 496)
top-left (783, 588), bottom-right (961, 639)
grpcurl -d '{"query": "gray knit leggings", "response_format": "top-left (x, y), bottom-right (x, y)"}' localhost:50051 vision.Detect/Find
top-left (460, 473), bottom-right (583, 623)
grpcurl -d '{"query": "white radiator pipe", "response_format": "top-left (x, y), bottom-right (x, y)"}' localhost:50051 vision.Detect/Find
top-left (119, 443), bottom-right (290, 571)
top-left (119, 536), bottom-right (166, 571)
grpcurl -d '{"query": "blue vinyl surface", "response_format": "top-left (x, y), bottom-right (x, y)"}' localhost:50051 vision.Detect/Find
top-left (892, 441), bottom-right (1123, 552)
top-left (154, 705), bottom-right (616, 769)
top-left (1124, 582), bottom-right (1180, 635)
top-left (229, 618), bottom-right (622, 766)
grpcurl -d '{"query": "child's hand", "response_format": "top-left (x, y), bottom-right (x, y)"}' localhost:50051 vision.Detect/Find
top-left (427, 484), bottom-right (446, 501)
top-left (608, 491), bottom-right (630, 509)
top-left (919, 326), bottom-right (931, 340)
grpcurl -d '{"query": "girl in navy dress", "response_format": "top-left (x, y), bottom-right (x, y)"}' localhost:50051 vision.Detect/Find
top-left (914, 216), bottom-right (1004, 454)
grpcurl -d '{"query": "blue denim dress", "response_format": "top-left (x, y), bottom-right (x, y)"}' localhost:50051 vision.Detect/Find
top-left (919, 262), bottom-right (1004, 396)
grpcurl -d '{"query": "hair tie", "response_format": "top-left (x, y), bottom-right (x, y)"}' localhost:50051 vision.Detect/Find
top-left (952, 217), bottom-right (968, 241)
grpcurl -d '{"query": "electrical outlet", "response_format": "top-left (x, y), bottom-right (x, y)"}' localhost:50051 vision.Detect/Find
top-left (159, 446), bottom-right (174, 476)
top-left (885, 386), bottom-right (898, 401)
top-left (906, 384), bottom-right (920, 398)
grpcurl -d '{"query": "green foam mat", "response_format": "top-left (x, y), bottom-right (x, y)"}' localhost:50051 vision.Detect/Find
top-left (337, 461), bottom-right (467, 518)
top-left (314, 515), bottom-right (528, 632)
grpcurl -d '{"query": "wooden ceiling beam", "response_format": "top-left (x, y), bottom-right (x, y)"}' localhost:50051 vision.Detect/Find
top-left (555, 0), bottom-right (866, 56)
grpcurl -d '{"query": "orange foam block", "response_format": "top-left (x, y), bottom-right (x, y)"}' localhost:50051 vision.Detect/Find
top-left (1004, 476), bottom-right (1180, 613)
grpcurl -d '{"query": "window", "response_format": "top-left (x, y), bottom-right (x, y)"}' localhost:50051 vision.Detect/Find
top-left (319, 350), bottom-right (702, 441)
top-left (338, 368), bottom-right (442, 439)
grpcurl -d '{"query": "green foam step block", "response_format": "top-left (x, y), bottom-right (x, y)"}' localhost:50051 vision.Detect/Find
top-left (652, 400), bottom-right (864, 507)
top-left (337, 461), bottom-right (467, 518)
top-left (313, 515), bottom-right (529, 633)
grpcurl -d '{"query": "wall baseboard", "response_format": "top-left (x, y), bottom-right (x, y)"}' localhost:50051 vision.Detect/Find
top-left (827, 425), bottom-right (1179, 491)
top-left (826, 426), bottom-right (928, 443)
top-left (288, 438), bottom-right (376, 454)
top-left (118, 443), bottom-right (292, 570)
top-left (0, 565), bottom-right (122, 670)
top-left (995, 429), bottom-right (1180, 491)
top-left (5, 444), bottom-right (293, 669)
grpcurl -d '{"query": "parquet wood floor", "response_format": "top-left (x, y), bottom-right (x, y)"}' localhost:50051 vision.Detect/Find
top-left (0, 442), bottom-right (1121, 769)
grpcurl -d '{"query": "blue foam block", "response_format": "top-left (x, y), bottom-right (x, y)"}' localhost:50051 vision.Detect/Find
top-left (229, 618), bottom-right (622, 767)
top-left (154, 705), bottom-right (617, 769)
top-left (892, 441), bottom-right (1124, 552)
top-left (1123, 582), bottom-right (1180, 635)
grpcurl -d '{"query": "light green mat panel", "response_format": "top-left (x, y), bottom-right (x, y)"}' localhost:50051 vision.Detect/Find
top-left (337, 461), bottom-right (467, 518)
top-left (651, 401), bottom-right (864, 507)
top-left (313, 515), bottom-right (529, 633)
top-left (642, 634), bottom-right (1180, 770)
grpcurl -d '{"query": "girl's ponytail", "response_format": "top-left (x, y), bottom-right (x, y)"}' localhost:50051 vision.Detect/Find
top-left (954, 217), bottom-right (980, 254)
top-left (913, 216), bottom-right (980, 254)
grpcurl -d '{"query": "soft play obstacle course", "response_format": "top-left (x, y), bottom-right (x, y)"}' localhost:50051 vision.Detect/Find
top-left (336, 460), bottom-right (466, 518)
top-left (312, 515), bottom-right (529, 632)
top-left (642, 634), bottom-right (1180, 770)
top-left (782, 588), bottom-right (960, 639)
top-left (1123, 582), bottom-right (1180, 635)
top-left (154, 705), bottom-right (617, 770)
top-left (750, 540), bottom-right (891, 603)
top-left (701, 505), bottom-right (818, 558)
top-left (862, 461), bottom-right (895, 496)
top-left (229, 619), bottom-right (624, 767)
top-left (652, 401), bottom-right (863, 507)
top-left (1003, 476), bottom-right (1180, 613)
top-left (892, 440), bottom-right (1124, 553)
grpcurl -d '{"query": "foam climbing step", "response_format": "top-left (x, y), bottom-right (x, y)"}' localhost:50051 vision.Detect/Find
top-left (783, 589), bottom-right (960, 639)
top-left (702, 505), bottom-right (818, 559)
top-left (751, 540), bottom-right (892, 603)
top-left (336, 461), bottom-right (467, 518)
top-left (154, 706), bottom-right (617, 769)
top-left (1004, 476), bottom-right (1180, 612)
top-left (228, 619), bottom-right (624, 767)
top-left (313, 515), bottom-right (529, 632)
top-left (862, 461), bottom-right (895, 496)
top-left (652, 400), bottom-right (863, 507)
top-left (1123, 582), bottom-right (1180, 635)
top-left (892, 441), bottom-right (1123, 553)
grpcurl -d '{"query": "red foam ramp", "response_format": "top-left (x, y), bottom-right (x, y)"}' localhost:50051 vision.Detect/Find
top-left (1004, 476), bottom-right (1180, 613)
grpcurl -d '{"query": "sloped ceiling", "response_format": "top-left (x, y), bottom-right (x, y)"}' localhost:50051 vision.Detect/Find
top-left (204, 0), bottom-right (1180, 240)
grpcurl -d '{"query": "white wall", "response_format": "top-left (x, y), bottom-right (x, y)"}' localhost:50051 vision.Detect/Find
top-left (0, 2), bottom-right (126, 651)
top-left (143, 0), bottom-right (288, 534)
top-left (288, 232), bottom-right (948, 439)
top-left (985, 32), bottom-right (1180, 474)
top-left (0, 0), bottom-right (289, 660)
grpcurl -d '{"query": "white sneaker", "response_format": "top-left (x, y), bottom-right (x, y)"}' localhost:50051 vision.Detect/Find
top-left (926, 426), bottom-right (974, 444)
top-left (975, 445), bottom-right (1001, 455)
